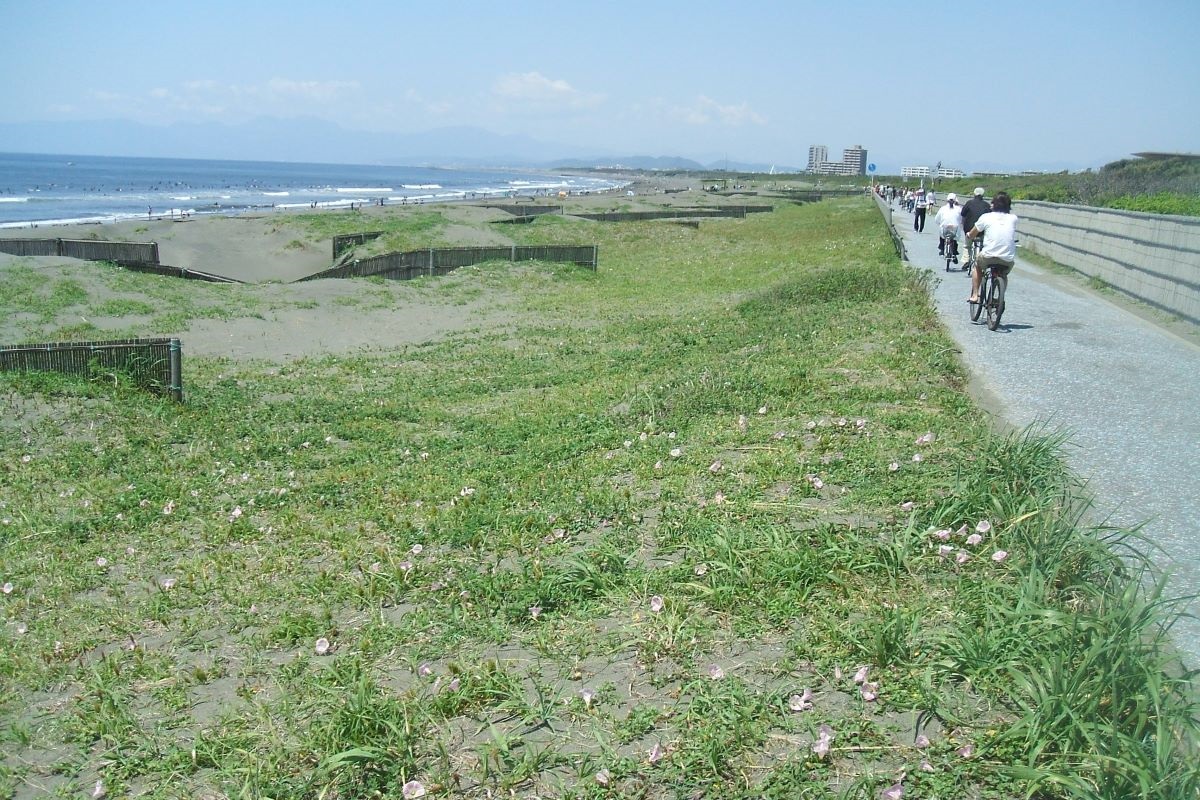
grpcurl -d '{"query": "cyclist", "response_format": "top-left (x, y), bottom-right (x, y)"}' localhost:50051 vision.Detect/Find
top-left (934, 193), bottom-right (962, 262)
top-left (960, 187), bottom-right (991, 239)
top-left (966, 191), bottom-right (1017, 303)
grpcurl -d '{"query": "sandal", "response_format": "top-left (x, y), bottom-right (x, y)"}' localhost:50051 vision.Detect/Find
top-left (967, 297), bottom-right (979, 303)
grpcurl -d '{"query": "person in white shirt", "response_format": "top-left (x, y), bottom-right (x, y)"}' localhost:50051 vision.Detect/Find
top-left (934, 193), bottom-right (963, 261)
top-left (966, 191), bottom-right (1018, 303)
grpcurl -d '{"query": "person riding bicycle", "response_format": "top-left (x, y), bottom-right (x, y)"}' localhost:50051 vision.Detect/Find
top-left (934, 193), bottom-right (962, 261)
top-left (960, 187), bottom-right (991, 238)
top-left (966, 191), bottom-right (1017, 303)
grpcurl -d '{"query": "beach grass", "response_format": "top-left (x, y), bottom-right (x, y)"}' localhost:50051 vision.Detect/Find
top-left (1, 197), bottom-right (1196, 799)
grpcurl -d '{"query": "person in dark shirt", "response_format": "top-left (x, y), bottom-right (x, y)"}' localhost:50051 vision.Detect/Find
top-left (960, 187), bottom-right (992, 236)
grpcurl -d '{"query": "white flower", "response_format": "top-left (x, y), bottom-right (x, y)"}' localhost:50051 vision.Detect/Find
top-left (529, 605), bottom-right (541, 619)
top-left (708, 664), bottom-right (725, 680)
top-left (579, 687), bottom-right (597, 708)
top-left (15, 622), bottom-right (27, 634)
top-left (669, 448), bottom-right (682, 459)
top-left (789, 688), bottom-right (814, 711)
top-left (882, 782), bottom-right (904, 800)
top-left (757, 406), bottom-right (767, 415)
top-left (91, 779), bottom-right (107, 799)
top-left (410, 544), bottom-right (423, 555)
top-left (955, 551), bottom-right (970, 564)
top-left (314, 637), bottom-right (331, 655)
top-left (912, 453), bottom-right (923, 462)
top-left (595, 769), bottom-right (611, 786)
top-left (460, 487), bottom-right (475, 497)
top-left (966, 533), bottom-right (983, 546)
top-left (160, 577), bottom-right (176, 590)
top-left (992, 550), bottom-right (1009, 562)
top-left (888, 462), bottom-right (900, 472)
top-left (95, 557), bottom-right (108, 568)
top-left (708, 460), bottom-right (723, 473)
top-left (649, 595), bottom-right (665, 613)
top-left (401, 780), bottom-right (426, 799)
top-left (900, 501), bottom-right (915, 511)
top-left (648, 742), bottom-right (666, 763)
top-left (975, 520), bottom-right (992, 534)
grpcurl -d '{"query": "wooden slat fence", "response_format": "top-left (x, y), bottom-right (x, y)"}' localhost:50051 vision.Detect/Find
top-left (0, 337), bottom-right (183, 401)
top-left (479, 205), bottom-right (564, 217)
top-left (299, 244), bottom-right (598, 282)
top-left (0, 238), bottom-right (159, 263)
top-left (332, 231), bottom-right (385, 260)
top-left (573, 205), bottom-right (773, 222)
top-left (112, 261), bottom-right (242, 283)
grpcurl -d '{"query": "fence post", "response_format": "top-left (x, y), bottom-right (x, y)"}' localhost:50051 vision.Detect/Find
top-left (168, 338), bottom-right (184, 403)
top-left (429, 248), bottom-right (434, 277)
top-left (511, 245), bottom-right (516, 263)
top-left (151, 242), bottom-right (160, 264)
top-left (592, 245), bottom-right (599, 271)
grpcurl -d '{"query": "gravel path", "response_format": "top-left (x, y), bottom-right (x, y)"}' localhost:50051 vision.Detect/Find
top-left (891, 201), bottom-right (1200, 668)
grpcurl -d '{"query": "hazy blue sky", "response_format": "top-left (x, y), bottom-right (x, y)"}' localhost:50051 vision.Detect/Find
top-left (3, 0), bottom-right (1197, 170)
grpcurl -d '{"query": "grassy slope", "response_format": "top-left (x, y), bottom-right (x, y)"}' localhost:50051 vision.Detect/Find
top-left (1, 199), bottom-right (1196, 799)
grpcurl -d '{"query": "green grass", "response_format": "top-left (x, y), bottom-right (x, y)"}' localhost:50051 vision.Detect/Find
top-left (0, 198), bottom-right (1195, 799)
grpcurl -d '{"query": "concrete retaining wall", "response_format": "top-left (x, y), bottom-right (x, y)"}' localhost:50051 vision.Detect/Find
top-left (1016, 201), bottom-right (1200, 324)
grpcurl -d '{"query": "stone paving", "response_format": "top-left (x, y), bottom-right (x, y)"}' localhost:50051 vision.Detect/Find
top-left (890, 198), bottom-right (1200, 667)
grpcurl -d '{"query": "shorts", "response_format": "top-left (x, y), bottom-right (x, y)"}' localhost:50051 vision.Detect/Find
top-left (976, 255), bottom-right (1013, 276)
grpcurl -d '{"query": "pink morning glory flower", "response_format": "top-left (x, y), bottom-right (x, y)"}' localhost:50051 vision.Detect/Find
top-left (915, 734), bottom-right (931, 748)
top-left (934, 528), bottom-right (951, 540)
top-left (882, 783), bottom-right (904, 800)
top-left (966, 533), bottom-right (983, 546)
top-left (992, 550), bottom-right (1009, 562)
top-left (860, 682), bottom-right (879, 702)
top-left (595, 769), bottom-right (611, 786)
top-left (580, 688), bottom-right (597, 708)
top-left (650, 595), bottom-right (664, 613)
top-left (957, 743), bottom-right (975, 758)
top-left (314, 637), bottom-right (331, 656)
top-left (975, 520), bottom-right (992, 534)
top-left (853, 665), bottom-right (870, 684)
top-left (955, 551), bottom-right (970, 564)
top-left (708, 664), bottom-right (725, 680)
top-left (648, 742), bottom-right (666, 763)
top-left (401, 780), bottom-right (426, 799)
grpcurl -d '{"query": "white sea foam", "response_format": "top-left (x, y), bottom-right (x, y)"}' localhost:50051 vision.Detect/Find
top-left (262, 191), bottom-right (290, 197)
top-left (0, 197), bottom-right (29, 203)
top-left (402, 184), bottom-right (442, 190)
top-left (336, 187), bottom-right (392, 194)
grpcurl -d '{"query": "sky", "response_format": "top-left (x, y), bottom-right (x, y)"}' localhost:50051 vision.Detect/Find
top-left (3, 0), bottom-right (1198, 172)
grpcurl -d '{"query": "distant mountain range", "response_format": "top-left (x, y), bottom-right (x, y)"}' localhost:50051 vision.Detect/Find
top-left (0, 117), bottom-right (801, 174)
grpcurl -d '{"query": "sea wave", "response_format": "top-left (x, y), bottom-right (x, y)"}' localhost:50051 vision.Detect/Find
top-left (402, 184), bottom-right (442, 190)
top-left (336, 187), bottom-right (392, 194)
top-left (0, 197), bottom-right (29, 203)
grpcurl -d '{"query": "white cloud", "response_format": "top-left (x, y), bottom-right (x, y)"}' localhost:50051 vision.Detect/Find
top-left (672, 95), bottom-right (767, 127)
top-left (491, 71), bottom-right (603, 111)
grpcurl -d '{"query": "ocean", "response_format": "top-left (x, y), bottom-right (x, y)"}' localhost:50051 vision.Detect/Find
top-left (0, 152), bottom-right (625, 228)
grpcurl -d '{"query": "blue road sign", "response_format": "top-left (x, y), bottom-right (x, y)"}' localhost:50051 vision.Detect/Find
top-left (868, 163), bottom-right (877, 173)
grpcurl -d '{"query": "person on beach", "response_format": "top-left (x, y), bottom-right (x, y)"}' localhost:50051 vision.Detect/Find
top-left (934, 193), bottom-right (962, 260)
top-left (966, 191), bottom-right (1017, 303)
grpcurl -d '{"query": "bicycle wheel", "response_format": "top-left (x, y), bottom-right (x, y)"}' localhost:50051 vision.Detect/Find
top-left (986, 271), bottom-right (1007, 330)
top-left (970, 272), bottom-right (987, 322)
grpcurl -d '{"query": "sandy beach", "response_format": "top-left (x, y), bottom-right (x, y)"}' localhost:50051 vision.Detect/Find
top-left (0, 175), bottom-right (715, 359)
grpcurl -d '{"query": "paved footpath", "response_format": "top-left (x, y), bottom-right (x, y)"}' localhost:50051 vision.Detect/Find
top-left (890, 202), bottom-right (1200, 668)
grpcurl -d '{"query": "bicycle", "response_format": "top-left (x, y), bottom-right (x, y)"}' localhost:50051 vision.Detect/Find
top-left (969, 261), bottom-right (1009, 330)
top-left (964, 235), bottom-right (982, 274)
top-left (940, 228), bottom-right (959, 272)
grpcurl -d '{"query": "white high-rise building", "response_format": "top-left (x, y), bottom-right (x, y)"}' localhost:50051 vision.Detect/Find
top-left (807, 145), bottom-right (829, 173)
top-left (808, 144), bottom-right (869, 176)
top-left (842, 145), bottom-right (867, 175)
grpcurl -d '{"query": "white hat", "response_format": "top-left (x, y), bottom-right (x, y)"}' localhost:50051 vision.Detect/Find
top-left (947, 193), bottom-right (957, 202)
top-left (974, 187), bottom-right (985, 196)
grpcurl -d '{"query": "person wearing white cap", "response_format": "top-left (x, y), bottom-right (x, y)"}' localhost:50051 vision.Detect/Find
top-left (934, 193), bottom-right (963, 261)
top-left (960, 188), bottom-right (991, 239)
